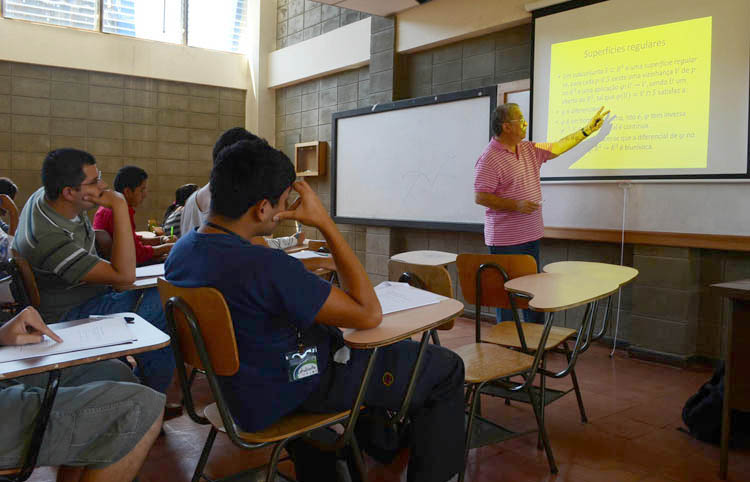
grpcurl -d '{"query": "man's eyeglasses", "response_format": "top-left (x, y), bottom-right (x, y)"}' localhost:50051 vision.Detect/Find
top-left (80, 170), bottom-right (103, 187)
top-left (505, 118), bottom-right (527, 126)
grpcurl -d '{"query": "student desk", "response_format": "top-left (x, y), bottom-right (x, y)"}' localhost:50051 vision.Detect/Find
top-left (711, 280), bottom-right (750, 479)
top-left (342, 298), bottom-right (464, 425)
top-left (543, 261), bottom-right (638, 287)
top-left (390, 250), bottom-right (458, 267)
top-left (504, 272), bottom-right (619, 313)
top-left (0, 313), bottom-right (170, 480)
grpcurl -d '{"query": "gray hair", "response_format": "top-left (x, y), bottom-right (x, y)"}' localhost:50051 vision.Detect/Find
top-left (491, 103), bottom-right (520, 136)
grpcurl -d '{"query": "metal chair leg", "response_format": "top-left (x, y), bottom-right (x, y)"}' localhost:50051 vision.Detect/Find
top-left (459, 383), bottom-right (483, 482)
top-left (537, 354), bottom-right (546, 450)
top-left (528, 386), bottom-right (558, 474)
top-left (192, 426), bottom-right (218, 482)
top-left (430, 330), bottom-right (441, 346)
top-left (565, 344), bottom-right (588, 423)
top-left (266, 438), bottom-right (290, 482)
top-left (349, 433), bottom-right (367, 482)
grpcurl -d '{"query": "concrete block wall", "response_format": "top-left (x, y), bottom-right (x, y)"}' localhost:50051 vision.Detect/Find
top-left (0, 60), bottom-right (245, 230)
top-left (277, 0), bottom-right (370, 49)
top-left (274, 14), bottom-right (395, 284)
top-left (403, 24), bottom-right (531, 98)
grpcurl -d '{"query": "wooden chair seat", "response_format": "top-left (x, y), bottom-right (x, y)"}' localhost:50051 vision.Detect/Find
top-left (452, 343), bottom-right (534, 384)
top-left (483, 322), bottom-right (577, 352)
top-left (0, 468), bottom-right (20, 476)
top-left (204, 403), bottom-right (352, 444)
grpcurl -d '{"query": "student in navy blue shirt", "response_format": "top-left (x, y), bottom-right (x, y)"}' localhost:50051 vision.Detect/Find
top-left (165, 138), bottom-right (465, 482)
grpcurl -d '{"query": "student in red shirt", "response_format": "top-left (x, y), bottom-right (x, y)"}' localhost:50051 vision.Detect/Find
top-left (93, 166), bottom-right (174, 265)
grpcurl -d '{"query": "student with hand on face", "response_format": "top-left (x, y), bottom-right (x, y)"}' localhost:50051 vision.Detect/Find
top-left (166, 139), bottom-right (465, 482)
top-left (180, 127), bottom-right (303, 250)
top-left (0, 305), bottom-right (164, 482)
top-left (12, 149), bottom-right (175, 394)
top-left (93, 166), bottom-right (175, 265)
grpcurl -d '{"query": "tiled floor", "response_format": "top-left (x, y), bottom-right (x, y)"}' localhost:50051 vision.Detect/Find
top-left (29, 318), bottom-right (750, 481)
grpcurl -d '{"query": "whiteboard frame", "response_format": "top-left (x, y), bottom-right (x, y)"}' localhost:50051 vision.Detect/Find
top-left (531, 0), bottom-right (750, 181)
top-left (331, 87), bottom-right (497, 232)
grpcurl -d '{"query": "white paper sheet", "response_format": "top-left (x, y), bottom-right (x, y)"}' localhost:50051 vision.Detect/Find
top-left (0, 317), bottom-right (136, 363)
top-left (135, 263), bottom-right (165, 278)
top-left (374, 281), bottom-right (447, 315)
top-left (289, 250), bottom-right (331, 260)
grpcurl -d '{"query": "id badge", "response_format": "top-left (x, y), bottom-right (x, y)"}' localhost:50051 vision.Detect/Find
top-left (285, 347), bottom-right (319, 382)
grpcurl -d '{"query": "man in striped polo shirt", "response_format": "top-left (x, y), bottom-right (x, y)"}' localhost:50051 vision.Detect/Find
top-left (12, 148), bottom-right (174, 394)
top-left (474, 103), bottom-right (609, 323)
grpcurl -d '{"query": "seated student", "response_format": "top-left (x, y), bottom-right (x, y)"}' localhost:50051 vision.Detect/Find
top-left (0, 177), bottom-right (19, 236)
top-left (93, 166), bottom-right (175, 265)
top-left (162, 183), bottom-right (199, 238)
top-left (12, 149), bottom-right (175, 394)
top-left (180, 127), bottom-right (302, 250)
top-left (165, 139), bottom-right (465, 482)
top-left (0, 305), bottom-right (164, 482)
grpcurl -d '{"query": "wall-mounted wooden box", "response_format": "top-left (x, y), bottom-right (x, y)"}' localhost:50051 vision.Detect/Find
top-left (294, 141), bottom-right (327, 177)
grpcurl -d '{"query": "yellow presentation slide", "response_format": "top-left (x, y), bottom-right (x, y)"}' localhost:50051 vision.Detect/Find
top-left (547, 17), bottom-right (712, 170)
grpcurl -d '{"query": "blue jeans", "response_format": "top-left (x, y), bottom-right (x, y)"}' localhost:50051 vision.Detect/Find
top-left (59, 288), bottom-right (175, 393)
top-left (489, 240), bottom-right (545, 324)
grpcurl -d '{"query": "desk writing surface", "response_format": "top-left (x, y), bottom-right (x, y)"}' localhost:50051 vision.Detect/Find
top-left (504, 273), bottom-right (618, 312)
top-left (390, 251), bottom-right (458, 266)
top-left (0, 313), bottom-right (170, 380)
top-left (343, 298), bottom-right (463, 349)
top-left (543, 261), bottom-right (638, 286)
top-left (712, 280), bottom-right (750, 302)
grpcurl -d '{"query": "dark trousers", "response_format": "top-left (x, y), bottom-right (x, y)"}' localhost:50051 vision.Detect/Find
top-left (489, 240), bottom-right (545, 324)
top-left (299, 340), bottom-right (466, 482)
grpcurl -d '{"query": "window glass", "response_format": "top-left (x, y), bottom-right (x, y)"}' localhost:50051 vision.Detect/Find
top-left (3, 0), bottom-right (99, 30)
top-left (103, 0), bottom-right (184, 43)
top-left (187, 0), bottom-right (248, 53)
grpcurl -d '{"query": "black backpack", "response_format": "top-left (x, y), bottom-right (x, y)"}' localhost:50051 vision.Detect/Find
top-left (681, 363), bottom-right (750, 446)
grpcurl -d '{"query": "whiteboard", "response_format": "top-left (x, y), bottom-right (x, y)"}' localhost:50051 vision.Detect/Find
top-left (332, 89), bottom-right (495, 230)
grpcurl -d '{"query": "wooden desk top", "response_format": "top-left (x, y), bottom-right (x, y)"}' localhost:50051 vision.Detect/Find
top-left (343, 298), bottom-right (463, 349)
top-left (390, 250), bottom-right (458, 266)
top-left (0, 313), bottom-right (170, 380)
top-left (543, 261), bottom-right (638, 286)
top-left (712, 280), bottom-right (750, 301)
top-left (504, 272), bottom-right (619, 312)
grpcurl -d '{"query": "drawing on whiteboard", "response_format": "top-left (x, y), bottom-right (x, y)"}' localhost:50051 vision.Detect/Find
top-left (401, 156), bottom-right (455, 201)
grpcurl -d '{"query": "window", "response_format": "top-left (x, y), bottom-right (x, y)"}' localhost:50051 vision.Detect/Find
top-left (103, 0), bottom-right (184, 43)
top-left (3, 0), bottom-right (99, 30)
top-left (187, 0), bottom-right (248, 53)
top-left (2, 0), bottom-right (250, 54)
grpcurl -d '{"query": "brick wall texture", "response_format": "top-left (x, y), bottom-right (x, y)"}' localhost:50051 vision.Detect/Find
top-left (0, 60), bottom-right (245, 230)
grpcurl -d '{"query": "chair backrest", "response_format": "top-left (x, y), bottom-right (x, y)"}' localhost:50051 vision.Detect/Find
top-left (456, 253), bottom-right (536, 310)
top-left (1, 256), bottom-right (41, 311)
top-left (156, 278), bottom-right (239, 376)
top-left (388, 260), bottom-right (455, 330)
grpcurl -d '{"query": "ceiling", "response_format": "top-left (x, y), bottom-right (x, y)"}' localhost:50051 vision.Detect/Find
top-left (314, 0), bottom-right (429, 17)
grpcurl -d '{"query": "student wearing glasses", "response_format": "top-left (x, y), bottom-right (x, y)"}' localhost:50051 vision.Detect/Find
top-left (12, 149), bottom-right (175, 395)
top-left (474, 103), bottom-right (609, 323)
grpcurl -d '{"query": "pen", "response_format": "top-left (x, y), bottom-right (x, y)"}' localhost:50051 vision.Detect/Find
top-left (170, 226), bottom-right (174, 237)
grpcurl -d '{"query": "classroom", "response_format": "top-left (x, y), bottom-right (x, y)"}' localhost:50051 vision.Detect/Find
top-left (0, 0), bottom-right (749, 481)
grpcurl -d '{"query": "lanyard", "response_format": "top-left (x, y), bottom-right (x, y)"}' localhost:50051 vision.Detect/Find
top-left (204, 221), bottom-right (305, 351)
top-left (203, 221), bottom-right (247, 241)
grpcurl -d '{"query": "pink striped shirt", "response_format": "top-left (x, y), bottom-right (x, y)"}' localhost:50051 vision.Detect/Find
top-left (474, 138), bottom-right (553, 246)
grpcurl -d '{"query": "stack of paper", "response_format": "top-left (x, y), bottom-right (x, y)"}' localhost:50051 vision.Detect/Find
top-left (289, 250), bottom-right (331, 260)
top-left (374, 281), bottom-right (447, 315)
top-left (135, 263), bottom-right (165, 278)
top-left (0, 317), bottom-right (136, 363)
